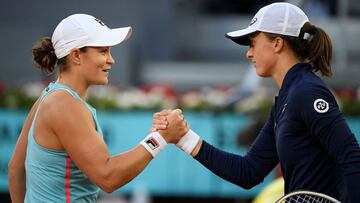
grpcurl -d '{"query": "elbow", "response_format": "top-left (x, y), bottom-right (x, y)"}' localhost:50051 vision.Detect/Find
top-left (232, 181), bottom-right (257, 190)
top-left (96, 172), bottom-right (117, 193)
top-left (95, 170), bottom-right (127, 193)
top-left (238, 178), bottom-right (264, 190)
top-left (230, 179), bottom-right (253, 190)
top-left (92, 159), bottom-right (136, 193)
top-left (230, 176), bottom-right (262, 190)
top-left (97, 178), bottom-right (126, 193)
top-left (99, 184), bottom-right (116, 193)
top-left (239, 183), bottom-right (255, 190)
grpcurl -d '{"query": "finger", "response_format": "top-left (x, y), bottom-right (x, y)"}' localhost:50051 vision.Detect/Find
top-left (149, 127), bottom-right (157, 133)
top-left (154, 111), bottom-right (167, 118)
top-left (154, 112), bottom-right (169, 119)
top-left (153, 124), bottom-right (167, 130)
top-left (153, 114), bottom-right (167, 121)
top-left (153, 119), bottom-right (168, 126)
top-left (160, 109), bottom-right (172, 115)
top-left (185, 123), bottom-right (190, 132)
top-left (173, 109), bottom-right (182, 115)
top-left (182, 120), bottom-right (189, 128)
top-left (182, 121), bottom-right (187, 127)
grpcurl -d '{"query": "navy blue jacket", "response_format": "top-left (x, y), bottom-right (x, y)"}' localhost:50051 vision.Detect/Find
top-left (195, 63), bottom-right (360, 202)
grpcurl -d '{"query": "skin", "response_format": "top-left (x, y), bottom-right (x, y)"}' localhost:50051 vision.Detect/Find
top-left (8, 46), bottom-right (189, 202)
top-left (246, 32), bottom-right (300, 88)
top-left (8, 99), bottom-right (39, 203)
top-left (153, 32), bottom-right (302, 156)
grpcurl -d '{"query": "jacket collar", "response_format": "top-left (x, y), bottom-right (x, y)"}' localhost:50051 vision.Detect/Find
top-left (278, 63), bottom-right (311, 96)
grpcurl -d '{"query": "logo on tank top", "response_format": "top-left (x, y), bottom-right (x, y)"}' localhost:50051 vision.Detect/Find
top-left (313, 98), bottom-right (329, 113)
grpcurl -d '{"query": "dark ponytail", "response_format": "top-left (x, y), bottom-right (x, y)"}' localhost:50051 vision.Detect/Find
top-left (265, 22), bottom-right (333, 77)
top-left (301, 22), bottom-right (333, 77)
top-left (32, 37), bottom-right (57, 74)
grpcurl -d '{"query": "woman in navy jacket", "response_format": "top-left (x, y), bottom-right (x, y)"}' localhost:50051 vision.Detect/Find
top-left (154, 2), bottom-right (360, 202)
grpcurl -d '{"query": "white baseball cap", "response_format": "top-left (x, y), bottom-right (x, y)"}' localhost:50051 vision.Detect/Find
top-left (225, 2), bottom-right (309, 46)
top-left (52, 14), bottom-right (132, 59)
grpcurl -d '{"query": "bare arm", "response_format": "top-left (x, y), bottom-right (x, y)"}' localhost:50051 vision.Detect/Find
top-left (8, 99), bottom-right (39, 203)
top-left (51, 95), bottom-right (187, 193)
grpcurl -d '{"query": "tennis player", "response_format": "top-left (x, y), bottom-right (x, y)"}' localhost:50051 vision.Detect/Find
top-left (8, 14), bottom-right (189, 203)
top-left (153, 3), bottom-right (360, 202)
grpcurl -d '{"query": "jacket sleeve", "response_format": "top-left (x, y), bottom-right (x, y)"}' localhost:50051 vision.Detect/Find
top-left (296, 85), bottom-right (360, 203)
top-left (194, 107), bottom-right (279, 189)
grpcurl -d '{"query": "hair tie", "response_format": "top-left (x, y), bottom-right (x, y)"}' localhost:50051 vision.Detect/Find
top-left (299, 23), bottom-right (316, 40)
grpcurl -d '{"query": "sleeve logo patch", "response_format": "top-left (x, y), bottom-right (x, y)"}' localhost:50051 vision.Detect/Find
top-left (313, 98), bottom-right (329, 113)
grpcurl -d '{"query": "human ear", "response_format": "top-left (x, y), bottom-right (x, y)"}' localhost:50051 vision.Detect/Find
top-left (69, 48), bottom-right (81, 65)
top-left (274, 37), bottom-right (284, 52)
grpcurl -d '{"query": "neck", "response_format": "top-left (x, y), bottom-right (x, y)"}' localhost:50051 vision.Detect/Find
top-left (57, 72), bottom-right (89, 100)
top-left (272, 55), bottom-right (300, 89)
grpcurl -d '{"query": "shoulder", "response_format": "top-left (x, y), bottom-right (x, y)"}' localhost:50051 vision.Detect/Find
top-left (291, 73), bottom-right (334, 101)
top-left (40, 90), bottom-right (92, 125)
top-left (288, 76), bottom-right (337, 113)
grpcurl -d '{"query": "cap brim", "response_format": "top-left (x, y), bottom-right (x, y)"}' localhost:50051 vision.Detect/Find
top-left (86, 26), bottom-right (132, 47)
top-left (225, 27), bottom-right (257, 46)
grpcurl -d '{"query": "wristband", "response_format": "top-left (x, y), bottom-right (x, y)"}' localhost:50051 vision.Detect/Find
top-left (140, 132), bottom-right (167, 158)
top-left (176, 129), bottom-right (200, 155)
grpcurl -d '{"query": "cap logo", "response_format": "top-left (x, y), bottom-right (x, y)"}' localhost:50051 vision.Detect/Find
top-left (95, 18), bottom-right (106, 26)
top-left (313, 98), bottom-right (329, 113)
top-left (249, 17), bottom-right (257, 26)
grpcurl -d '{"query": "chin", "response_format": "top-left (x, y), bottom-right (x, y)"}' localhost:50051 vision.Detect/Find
top-left (93, 79), bottom-right (109, 85)
top-left (100, 80), bottom-right (109, 85)
top-left (256, 70), bottom-right (271, 78)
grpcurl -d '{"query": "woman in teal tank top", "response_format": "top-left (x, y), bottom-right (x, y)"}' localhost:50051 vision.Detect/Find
top-left (8, 14), bottom-right (189, 203)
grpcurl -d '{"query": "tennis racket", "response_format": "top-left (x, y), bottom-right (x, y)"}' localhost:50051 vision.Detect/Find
top-left (276, 191), bottom-right (341, 203)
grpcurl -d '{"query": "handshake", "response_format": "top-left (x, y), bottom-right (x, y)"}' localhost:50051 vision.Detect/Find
top-left (140, 109), bottom-right (201, 158)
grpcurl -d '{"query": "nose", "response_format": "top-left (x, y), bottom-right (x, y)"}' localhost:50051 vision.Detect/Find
top-left (246, 47), bottom-right (253, 60)
top-left (107, 53), bottom-right (115, 65)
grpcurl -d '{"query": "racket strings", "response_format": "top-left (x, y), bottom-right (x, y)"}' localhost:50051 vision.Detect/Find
top-left (284, 194), bottom-right (333, 203)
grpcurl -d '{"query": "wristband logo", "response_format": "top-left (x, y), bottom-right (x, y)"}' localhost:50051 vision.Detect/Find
top-left (146, 137), bottom-right (159, 150)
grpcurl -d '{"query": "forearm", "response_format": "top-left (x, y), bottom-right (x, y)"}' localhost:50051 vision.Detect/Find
top-left (194, 140), bottom-right (274, 189)
top-left (8, 100), bottom-right (38, 202)
top-left (8, 167), bottom-right (26, 203)
top-left (194, 140), bottom-right (251, 188)
top-left (98, 145), bottom-right (153, 192)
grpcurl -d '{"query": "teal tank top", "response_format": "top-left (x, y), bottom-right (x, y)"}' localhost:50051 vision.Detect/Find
top-left (25, 82), bottom-right (103, 203)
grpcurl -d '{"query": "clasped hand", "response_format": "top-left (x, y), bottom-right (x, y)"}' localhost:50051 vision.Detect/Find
top-left (151, 109), bottom-right (189, 144)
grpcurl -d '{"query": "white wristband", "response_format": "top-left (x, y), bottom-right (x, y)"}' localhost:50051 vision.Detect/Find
top-left (176, 129), bottom-right (200, 155)
top-left (140, 132), bottom-right (168, 158)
